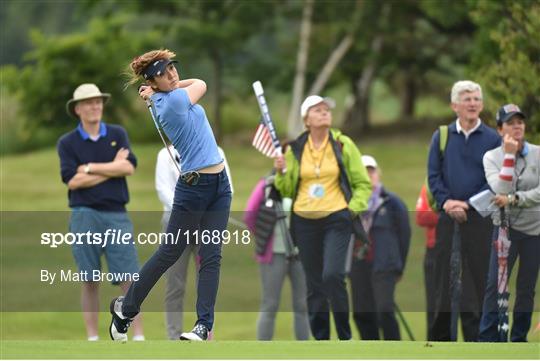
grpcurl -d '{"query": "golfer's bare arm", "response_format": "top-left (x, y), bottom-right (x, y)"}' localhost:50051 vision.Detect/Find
top-left (179, 79), bottom-right (206, 104)
top-left (139, 78), bottom-right (206, 108)
top-left (67, 173), bottom-right (109, 190)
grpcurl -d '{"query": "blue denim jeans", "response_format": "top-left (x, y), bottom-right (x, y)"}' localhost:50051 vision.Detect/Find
top-left (478, 227), bottom-right (540, 342)
top-left (122, 170), bottom-right (232, 330)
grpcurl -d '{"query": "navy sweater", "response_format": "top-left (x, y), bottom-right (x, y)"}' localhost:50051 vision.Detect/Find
top-left (427, 121), bottom-right (500, 209)
top-left (57, 123), bottom-right (137, 212)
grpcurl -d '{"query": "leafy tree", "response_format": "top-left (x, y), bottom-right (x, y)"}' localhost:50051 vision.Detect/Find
top-left (339, 0), bottom-right (392, 134)
top-left (0, 0), bottom-right (83, 66)
top-left (470, 0), bottom-right (540, 139)
top-left (96, 0), bottom-right (278, 141)
top-left (2, 15), bottom-right (159, 144)
top-left (339, 0), bottom-right (478, 134)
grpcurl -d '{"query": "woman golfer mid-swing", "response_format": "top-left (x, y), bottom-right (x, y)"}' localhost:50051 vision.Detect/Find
top-left (109, 49), bottom-right (232, 341)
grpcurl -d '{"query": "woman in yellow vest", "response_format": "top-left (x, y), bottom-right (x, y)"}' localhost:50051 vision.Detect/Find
top-left (274, 95), bottom-right (371, 340)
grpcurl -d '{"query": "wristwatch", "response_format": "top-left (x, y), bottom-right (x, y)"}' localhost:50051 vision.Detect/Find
top-left (507, 194), bottom-right (519, 206)
top-left (84, 164), bottom-right (91, 174)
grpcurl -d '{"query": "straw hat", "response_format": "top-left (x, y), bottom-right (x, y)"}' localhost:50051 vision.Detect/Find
top-left (66, 83), bottom-right (110, 118)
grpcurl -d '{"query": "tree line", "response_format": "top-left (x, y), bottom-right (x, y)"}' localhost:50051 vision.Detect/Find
top-left (1, 0), bottom-right (538, 153)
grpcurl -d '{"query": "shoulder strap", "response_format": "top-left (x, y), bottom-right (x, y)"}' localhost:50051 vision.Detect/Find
top-left (334, 135), bottom-right (344, 153)
top-left (426, 125), bottom-right (448, 212)
top-left (439, 125), bottom-right (448, 154)
top-left (334, 132), bottom-right (344, 153)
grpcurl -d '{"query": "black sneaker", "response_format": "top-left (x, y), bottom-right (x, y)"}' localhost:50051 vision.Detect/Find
top-left (180, 324), bottom-right (209, 341)
top-left (109, 296), bottom-right (132, 342)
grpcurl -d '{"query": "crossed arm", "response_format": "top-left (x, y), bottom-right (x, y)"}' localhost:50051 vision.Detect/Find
top-left (67, 148), bottom-right (134, 190)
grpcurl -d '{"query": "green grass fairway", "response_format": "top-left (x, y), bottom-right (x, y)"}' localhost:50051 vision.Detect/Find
top-left (2, 141), bottom-right (539, 351)
top-left (1, 340), bottom-right (539, 359)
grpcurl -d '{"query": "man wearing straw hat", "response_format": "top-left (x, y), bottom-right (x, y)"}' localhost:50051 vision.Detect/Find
top-left (57, 83), bottom-right (144, 341)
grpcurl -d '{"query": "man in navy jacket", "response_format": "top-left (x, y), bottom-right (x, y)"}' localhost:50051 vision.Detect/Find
top-left (427, 80), bottom-right (500, 341)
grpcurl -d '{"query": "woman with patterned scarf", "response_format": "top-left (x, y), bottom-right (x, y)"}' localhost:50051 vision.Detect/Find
top-left (349, 155), bottom-right (411, 340)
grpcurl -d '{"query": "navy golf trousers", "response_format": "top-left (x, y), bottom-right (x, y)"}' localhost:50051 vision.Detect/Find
top-left (430, 211), bottom-right (493, 341)
top-left (122, 169), bottom-right (232, 330)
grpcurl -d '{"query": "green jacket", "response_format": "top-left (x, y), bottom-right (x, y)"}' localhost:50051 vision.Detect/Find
top-left (275, 128), bottom-right (371, 214)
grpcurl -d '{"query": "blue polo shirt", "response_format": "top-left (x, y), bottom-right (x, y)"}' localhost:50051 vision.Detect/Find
top-left (57, 122), bottom-right (137, 211)
top-left (427, 121), bottom-right (501, 209)
top-left (150, 88), bottom-right (222, 173)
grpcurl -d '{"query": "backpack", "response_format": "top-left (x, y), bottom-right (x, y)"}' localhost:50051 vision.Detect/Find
top-left (426, 125), bottom-right (448, 212)
top-left (253, 180), bottom-right (281, 255)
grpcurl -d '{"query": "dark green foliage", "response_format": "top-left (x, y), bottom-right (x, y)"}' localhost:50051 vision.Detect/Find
top-left (470, 0), bottom-right (540, 140)
top-left (0, 0), bottom-right (82, 66)
top-left (1, 0), bottom-right (539, 153)
top-left (2, 15), bottom-right (159, 150)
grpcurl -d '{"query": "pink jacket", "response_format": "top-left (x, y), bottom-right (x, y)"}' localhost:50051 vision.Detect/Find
top-left (244, 179), bottom-right (275, 264)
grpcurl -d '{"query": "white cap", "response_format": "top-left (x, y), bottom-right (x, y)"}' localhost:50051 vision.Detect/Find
top-left (361, 155), bottom-right (378, 169)
top-left (300, 95), bottom-right (335, 118)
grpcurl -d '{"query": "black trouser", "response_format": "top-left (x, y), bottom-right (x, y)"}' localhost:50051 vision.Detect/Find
top-left (350, 259), bottom-right (401, 340)
top-left (430, 211), bottom-right (493, 341)
top-left (292, 209), bottom-right (352, 340)
top-left (424, 246), bottom-right (437, 341)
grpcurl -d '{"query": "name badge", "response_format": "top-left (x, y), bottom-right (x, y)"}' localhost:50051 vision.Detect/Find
top-left (309, 184), bottom-right (325, 199)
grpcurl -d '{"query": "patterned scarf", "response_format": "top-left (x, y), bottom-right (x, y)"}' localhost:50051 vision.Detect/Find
top-left (361, 183), bottom-right (384, 234)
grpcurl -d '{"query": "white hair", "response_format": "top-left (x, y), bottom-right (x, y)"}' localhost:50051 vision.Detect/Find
top-left (450, 80), bottom-right (483, 103)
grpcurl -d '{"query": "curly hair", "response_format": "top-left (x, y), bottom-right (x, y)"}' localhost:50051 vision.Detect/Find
top-left (125, 49), bottom-right (176, 88)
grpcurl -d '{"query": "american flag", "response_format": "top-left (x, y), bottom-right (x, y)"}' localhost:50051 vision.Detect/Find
top-left (252, 122), bottom-right (279, 158)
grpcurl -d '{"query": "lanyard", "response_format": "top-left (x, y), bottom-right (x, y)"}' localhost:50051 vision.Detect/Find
top-left (308, 135), bottom-right (329, 178)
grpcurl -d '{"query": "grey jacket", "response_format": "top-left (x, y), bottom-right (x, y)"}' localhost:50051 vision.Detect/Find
top-left (483, 142), bottom-right (540, 236)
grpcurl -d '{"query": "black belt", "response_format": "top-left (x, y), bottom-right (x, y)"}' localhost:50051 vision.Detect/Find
top-left (179, 171), bottom-right (200, 186)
